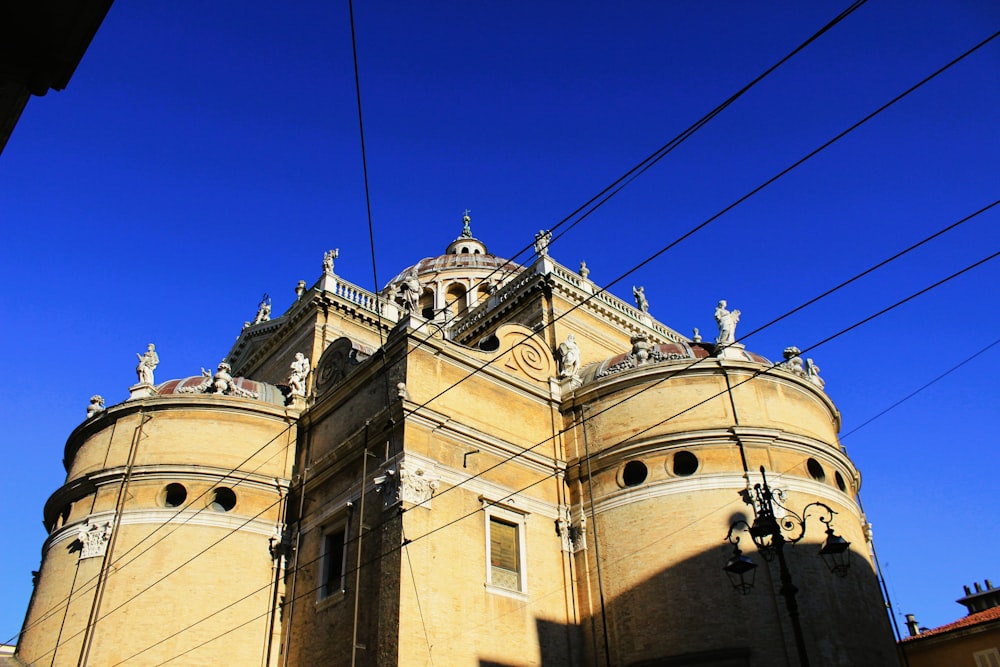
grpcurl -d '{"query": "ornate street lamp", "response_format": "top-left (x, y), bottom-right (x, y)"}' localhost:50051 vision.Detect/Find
top-left (723, 466), bottom-right (851, 667)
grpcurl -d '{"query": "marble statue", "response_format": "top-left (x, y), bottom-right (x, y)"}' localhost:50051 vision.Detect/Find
top-left (805, 358), bottom-right (825, 389)
top-left (323, 248), bottom-right (339, 274)
top-left (632, 286), bottom-right (649, 313)
top-left (781, 346), bottom-right (805, 376)
top-left (714, 300), bottom-right (741, 346)
top-left (579, 261), bottom-right (590, 280)
top-left (462, 210), bottom-right (473, 238)
top-left (86, 395), bottom-right (105, 418)
top-left (558, 334), bottom-right (581, 379)
top-left (534, 230), bottom-right (552, 257)
top-left (398, 268), bottom-right (421, 313)
top-left (295, 280), bottom-right (306, 300)
top-left (252, 294), bottom-right (272, 325)
top-left (287, 353), bottom-right (310, 397)
top-left (136, 343), bottom-right (159, 386)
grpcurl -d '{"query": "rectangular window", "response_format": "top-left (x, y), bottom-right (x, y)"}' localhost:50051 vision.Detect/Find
top-left (483, 502), bottom-right (528, 596)
top-left (490, 517), bottom-right (520, 590)
top-left (975, 648), bottom-right (1000, 667)
top-left (321, 524), bottom-right (347, 598)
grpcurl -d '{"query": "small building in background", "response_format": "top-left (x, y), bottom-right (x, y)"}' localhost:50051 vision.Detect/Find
top-left (900, 580), bottom-right (1000, 667)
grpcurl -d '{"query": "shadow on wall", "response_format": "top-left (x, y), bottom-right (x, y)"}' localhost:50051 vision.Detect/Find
top-left (479, 539), bottom-right (896, 667)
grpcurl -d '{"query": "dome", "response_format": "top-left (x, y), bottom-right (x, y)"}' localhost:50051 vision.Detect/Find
top-left (383, 236), bottom-right (519, 289)
top-left (585, 341), bottom-right (771, 382)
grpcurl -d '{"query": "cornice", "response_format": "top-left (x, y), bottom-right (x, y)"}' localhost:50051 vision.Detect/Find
top-left (43, 508), bottom-right (281, 555)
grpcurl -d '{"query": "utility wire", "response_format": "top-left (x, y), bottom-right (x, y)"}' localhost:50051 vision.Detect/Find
top-left (401, 29), bottom-right (1000, 427)
top-left (121, 240), bottom-right (1000, 666)
top-left (5, 422), bottom-right (295, 647)
top-left (397, 0), bottom-right (870, 343)
top-left (39, 23), bottom-right (999, 663)
top-left (841, 335), bottom-right (1000, 440)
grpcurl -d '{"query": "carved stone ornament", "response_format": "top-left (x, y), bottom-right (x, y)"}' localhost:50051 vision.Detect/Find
top-left (556, 507), bottom-right (587, 553)
top-left (632, 286), bottom-right (649, 313)
top-left (178, 362), bottom-right (259, 399)
top-left (714, 300), bottom-right (741, 346)
top-left (86, 395), bottom-right (105, 418)
top-left (76, 519), bottom-right (112, 559)
top-left (286, 352), bottom-right (310, 398)
top-left (375, 462), bottom-right (440, 509)
top-left (323, 248), bottom-right (339, 274)
top-left (295, 280), bottom-right (306, 300)
top-left (779, 346), bottom-right (806, 376)
top-left (135, 343), bottom-right (159, 386)
top-left (805, 358), bottom-right (825, 390)
top-left (533, 229), bottom-right (552, 257)
top-left (557, 334), bottom-right (581, 379)
top-left (399, 463), bottom-right (441, 507)
top-left (595, 335), bottom-right (687, 378)
top-left (313, 337), bottom-right (372, 397)
top-left (496, 324), bottom-right (556, 383)
top-left (252, 293), bottom-right (272, 325)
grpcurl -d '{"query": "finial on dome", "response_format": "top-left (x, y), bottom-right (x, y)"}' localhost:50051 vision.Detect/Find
top-left (461, 209), bottom-right (473, 238)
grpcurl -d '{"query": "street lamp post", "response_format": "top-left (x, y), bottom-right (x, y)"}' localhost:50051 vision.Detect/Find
top-left (724, 466), bottom-right (851, 667)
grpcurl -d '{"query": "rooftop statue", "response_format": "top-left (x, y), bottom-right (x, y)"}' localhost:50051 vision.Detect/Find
top-left (86, 395), bottom-right (105, 418)
top-left (398, 268), bottom-right (421, 313)
top-left (805, 358), bottom-right (826, 389)
top-left (579, 261), bottom-right (590, 280)
top-left (323, 248), bottom-right (339, 274)
top-left (252, 294), bottom-right (272, 325)
top-left (295, 280), bottom-right (306, 300)
top-left (557, 334), bottom-right (581, 379)
top-left (462, 209), bottom-right (473, 238)
top-left (714, 300), bottom-right (741, 346)
top-left (632, 286), bottom-right (649, 313)
top-left (287, 352), bottom-right (310, 397)
top-left (136, 343), bottom-right (159, 386)
top-left (534, 229), bottom-right (552, 257)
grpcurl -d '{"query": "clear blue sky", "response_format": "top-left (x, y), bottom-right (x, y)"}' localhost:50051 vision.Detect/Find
top-left (2, 0), bottom-right (998, 644)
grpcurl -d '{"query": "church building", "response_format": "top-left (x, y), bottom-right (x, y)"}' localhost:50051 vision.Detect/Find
top-left (15, 216), bottom-right (899, 666)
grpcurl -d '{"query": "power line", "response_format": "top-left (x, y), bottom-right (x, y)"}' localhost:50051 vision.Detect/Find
top-left (122, 239), bottom-right (1000, 666)
top-left (5, 422), bottom-right (295, 647)
top-left (27, 20), bottom-right (998, 664)
top-left (841, 335), bottom-right (1000, 440)
top-left (395, 0), bottom-right (870, 345)
top-left (400, 29), bottom-right (1000, 429)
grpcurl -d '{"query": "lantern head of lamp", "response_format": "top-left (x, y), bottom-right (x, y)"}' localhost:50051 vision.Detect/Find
top-left (723, 538), bottom-right (758, 595)
top-left (818, 526), bottom-right (851, 577)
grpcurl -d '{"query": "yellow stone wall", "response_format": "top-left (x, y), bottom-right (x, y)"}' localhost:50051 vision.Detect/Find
top-left (19, 395), bottom-right (296, 667)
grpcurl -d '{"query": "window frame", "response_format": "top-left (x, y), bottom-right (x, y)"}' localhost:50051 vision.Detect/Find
top-left (483, 502), bottom-right (528, 598)
top-left (319, 519), bottom-right (349, 600)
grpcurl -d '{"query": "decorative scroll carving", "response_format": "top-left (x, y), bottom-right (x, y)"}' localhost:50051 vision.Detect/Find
top-left (314, 337), bottom-right (372, 396)
top-left (495, 324), bottom-right (554, 383)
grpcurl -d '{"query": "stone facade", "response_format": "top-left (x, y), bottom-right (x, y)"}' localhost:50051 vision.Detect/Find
top-left (15, 226), bottom-right (898, 666)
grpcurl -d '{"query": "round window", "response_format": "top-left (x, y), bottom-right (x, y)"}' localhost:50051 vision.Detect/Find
top-left (835, 471), bottom-right (847, 492)
top-left (672, 451), bottom-right (699, 476)
top-left (210, 487), bottom-right (237, 512)
top-left (806, 458), bottom-right (826, 482)
top-left (621, 461), bottom-right (648, 487)
top-left (162, 483), bottom-right (187, 508)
